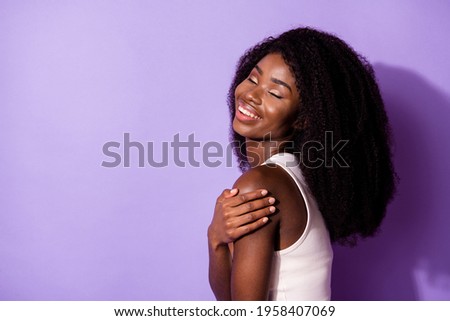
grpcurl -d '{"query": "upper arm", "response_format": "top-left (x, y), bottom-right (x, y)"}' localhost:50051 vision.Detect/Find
top-left (230, 166), bottom-right (280, 300)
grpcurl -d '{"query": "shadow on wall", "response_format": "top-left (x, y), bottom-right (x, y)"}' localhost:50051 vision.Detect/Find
top-left (331, 64), bottom-right (450, 300)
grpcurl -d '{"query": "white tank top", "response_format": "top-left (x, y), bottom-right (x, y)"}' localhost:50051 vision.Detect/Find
top-left (263, 153), bottom-right (333, 301)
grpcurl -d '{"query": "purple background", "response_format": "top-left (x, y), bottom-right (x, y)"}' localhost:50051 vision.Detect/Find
top-left (1, 1), bottom-right (449, 300)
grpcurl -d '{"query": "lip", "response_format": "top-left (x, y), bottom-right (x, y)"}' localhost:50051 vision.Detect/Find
top-left (235, 100), bottom-right (262, 122)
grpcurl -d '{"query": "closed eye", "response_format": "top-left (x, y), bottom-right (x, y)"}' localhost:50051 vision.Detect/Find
top-left (269, 92), bottom-right (282, 99)
top-left (247, 76), bottom-right (257, 85)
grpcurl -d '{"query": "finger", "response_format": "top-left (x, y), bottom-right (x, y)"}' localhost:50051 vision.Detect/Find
top-left (217, 189), bottom-right (232, 202)
top-left (232, 217), bottom-right (271, 239)
top-left (231, 205), bottom-right (276, 227)
top-left (226, 189), bottom-right (269, 207)
top-left (224, 188), bottom-right (238, 199)
top-left (232, 197), bottom-right (276, 214)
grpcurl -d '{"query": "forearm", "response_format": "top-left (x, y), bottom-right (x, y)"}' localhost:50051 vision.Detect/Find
top-left (208, 236), bottom-right (232, 301)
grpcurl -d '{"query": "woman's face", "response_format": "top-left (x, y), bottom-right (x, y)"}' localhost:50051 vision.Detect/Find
top-left (233, 53), bottom-right (300, 141)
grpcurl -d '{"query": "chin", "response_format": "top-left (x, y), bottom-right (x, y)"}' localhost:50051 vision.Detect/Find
top-left (232, 117), bottom-right (276, 141)
top-left (232, 120), bottom-right (254, 139)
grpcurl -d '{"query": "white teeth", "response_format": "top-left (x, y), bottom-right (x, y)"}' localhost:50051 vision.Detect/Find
top-left (238, 106), bottom-right (261, 119)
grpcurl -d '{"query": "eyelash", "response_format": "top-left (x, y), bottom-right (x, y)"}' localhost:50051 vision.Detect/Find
top-left (270, 92), bottom-right (282, 99)
top-left (246, 77), bottom-right (283, 99)
top-left (247, 77), bottom-right (257, 84)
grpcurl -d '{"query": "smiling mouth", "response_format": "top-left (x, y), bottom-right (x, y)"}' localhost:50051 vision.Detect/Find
top-left (237, 105), bottom-right (262, 120)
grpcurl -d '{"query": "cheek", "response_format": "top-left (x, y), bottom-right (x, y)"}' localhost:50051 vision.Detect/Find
top-left (265, 104), bottom-right (298, 134)
top-left (267, 103), bottom-right (296, 123)
top-left (234, 82), bottom-right (247, 99)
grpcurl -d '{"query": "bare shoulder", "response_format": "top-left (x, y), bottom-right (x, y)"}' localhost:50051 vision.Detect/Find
top-left (232, 164), bottom-right (288, 193)
top-left (231, 165), bottom-right (288, 232)
top-left (233, 163), bottom-right (307, 250)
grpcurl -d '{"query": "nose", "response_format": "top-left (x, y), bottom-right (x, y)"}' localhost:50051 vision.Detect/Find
top-left (244, 86), bottom-right (262, 105)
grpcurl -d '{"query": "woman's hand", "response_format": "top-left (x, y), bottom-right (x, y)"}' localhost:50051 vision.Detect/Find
top-left (208, 188), bottom-right (276, 249)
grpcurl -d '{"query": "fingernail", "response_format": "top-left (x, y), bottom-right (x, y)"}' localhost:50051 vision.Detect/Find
top-left (230, 188), bottom-right (238, 194)
top-left (262, 217), bottom-right (269, 223)
top-left (269, 197), bottom-right (276, 204)
top-left (261, 189), bottom-right (268, 196)
top-left (269, 206), bottom-right (276, 213)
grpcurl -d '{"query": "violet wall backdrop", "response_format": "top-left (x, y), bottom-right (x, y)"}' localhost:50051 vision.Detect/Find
top-left (1, 0), bottom-right (449, 300)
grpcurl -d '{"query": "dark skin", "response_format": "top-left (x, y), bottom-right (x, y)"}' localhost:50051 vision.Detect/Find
top-left (207, 188), bottom-right (276, 300)
top-left (208, 53), bottom-right (307, 300)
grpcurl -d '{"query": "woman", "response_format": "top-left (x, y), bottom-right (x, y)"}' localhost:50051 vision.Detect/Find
top-left (208, 27), bottom-right (396, 300)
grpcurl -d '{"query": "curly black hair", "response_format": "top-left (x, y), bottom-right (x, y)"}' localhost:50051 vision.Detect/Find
top-left (227, 27), bottom-right (397, 245)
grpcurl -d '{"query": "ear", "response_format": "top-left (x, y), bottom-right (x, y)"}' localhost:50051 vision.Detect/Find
top-left (292, 117), bottom-right (308, 131)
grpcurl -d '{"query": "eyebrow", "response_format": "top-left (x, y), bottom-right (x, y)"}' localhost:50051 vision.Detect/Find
top-left (255, 64), bottom-right (293, 93)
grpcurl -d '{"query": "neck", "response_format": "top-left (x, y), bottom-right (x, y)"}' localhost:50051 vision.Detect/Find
top-left (245, 137), bottom-right (292, 168)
